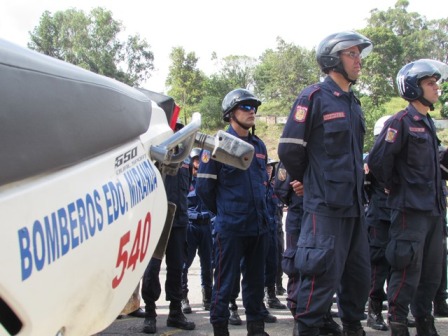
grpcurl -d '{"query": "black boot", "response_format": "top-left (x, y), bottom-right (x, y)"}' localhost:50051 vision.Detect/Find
top-left (320, 312), bottom-right (342, 335)
top-left (247, 319), bottom-right (269, 336)
top-left (276, 281), bottom-right (286, 295)
top-left (142, 317), bottom-right (157, 334)
top-left (213, 321), bottom-right (230, 336)
top-left (366, 298), bottom-right (388, 331)
top-left (202, 287), bottom-right (212, 311)
top-left (389, 321), bottom-right (410, 336)
top-left (262, 302), bottom-right (277, 323)
top-left (229, 301), bottom-right (242, 325)
top-left (264, 286), bottom-right (287, 309)
top-left (434, 299), bottom-right (448, 317)
top-left (341, 321), bottom-right (365, 336)
top-left (415, 315), bottom-right (440, 336)
top-left (167, 304), bottom-right (195, 330)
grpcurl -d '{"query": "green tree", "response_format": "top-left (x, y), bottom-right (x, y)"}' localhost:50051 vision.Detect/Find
top-left (254, 37), bottom-right (320, 115)
top-left (28, 7), bottom-right (154, 86)
top-left (367, 0), bottom-right (430, 63)
top-left (166, 47), bottom-right (205, 124)
top-left (440, 82), bottom-right (448, 118)
top-left (196, 53), bottom-right (258, 130)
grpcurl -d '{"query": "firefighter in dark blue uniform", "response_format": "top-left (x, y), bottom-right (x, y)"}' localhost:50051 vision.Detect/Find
top-left (142, 122), bottom-right (195, 334)
top-left (181, 147), bottom-right (214, 313)
top-left (196, 88), bottom-right (270, 336)
top-left (364, 115), bottom-right (392, 332)
top-left (368, 59), bottom-right (448, 336)
top-left (278, 31), bottom-right (373, 336)
top-left (264, 160), bottom-right (287, 310)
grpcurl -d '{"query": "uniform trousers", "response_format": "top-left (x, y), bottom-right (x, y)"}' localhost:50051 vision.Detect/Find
top-left (142, 226), bottom-right (187, 317)
top-left (210, 232), bottom-right (268, 324)
top-left (387, 210), bottom-right (443, 322)
top-left (295, 212), bottom-right (370, 333)
top-left (366, 218), bottom-right (390, 302)
top-left (182, 221), bottom-right (213, 294)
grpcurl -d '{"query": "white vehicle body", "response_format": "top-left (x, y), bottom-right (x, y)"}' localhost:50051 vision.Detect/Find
top-left (0, 39), bottom-right (253, 336)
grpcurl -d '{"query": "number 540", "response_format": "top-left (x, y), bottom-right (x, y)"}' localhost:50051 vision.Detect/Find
top-left (112, 212), bottom-right (151, 288)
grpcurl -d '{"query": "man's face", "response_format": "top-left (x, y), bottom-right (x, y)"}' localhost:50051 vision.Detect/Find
top-left (232, 104), bottom-right (257, 128)
top-left (340, 46), bottom-right (363, 81)
top-left (420, 76), bottom-right (440, 105)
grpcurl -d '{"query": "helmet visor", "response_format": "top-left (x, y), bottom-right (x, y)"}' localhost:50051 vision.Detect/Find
top-left (330, 39), bottom-right (372, 58)
top-left (412, 59), bottom-right (448, 82)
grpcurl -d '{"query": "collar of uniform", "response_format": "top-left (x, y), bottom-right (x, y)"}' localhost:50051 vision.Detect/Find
top-left (324, 76), bottom-right (349, 98)
top-left (227, 124), bottom-right (253, 142)
top-left (406, 103), bottom-right (425, 121)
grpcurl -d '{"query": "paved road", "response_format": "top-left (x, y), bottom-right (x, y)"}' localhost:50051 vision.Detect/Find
top-left (95, 256), bottom-right (448, 336)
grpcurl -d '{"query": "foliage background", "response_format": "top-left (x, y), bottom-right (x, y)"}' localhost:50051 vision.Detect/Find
top-left (27, 0), bottom-right (448, 158)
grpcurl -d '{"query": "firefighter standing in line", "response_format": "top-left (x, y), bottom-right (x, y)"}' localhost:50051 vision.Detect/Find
top-left (368, 59), bottom-right (448, 336)
top-left (181, 147), bottom-right (214, 314)
top-left (364, 115), bottom-right (392, 332)
top-left (196, 88), bottom-right (270, 336)
top-left (141, 122), bottom-right (195, 334)
top-left (278, 31), bottom-right (373, 336)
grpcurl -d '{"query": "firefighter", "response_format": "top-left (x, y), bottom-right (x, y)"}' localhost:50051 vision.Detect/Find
top-left (368, 59), bottom-right (448, 336)
top-left (278, 31), bottom-right (373, 336)
top-left (196, 88), bottom-right (270, 336)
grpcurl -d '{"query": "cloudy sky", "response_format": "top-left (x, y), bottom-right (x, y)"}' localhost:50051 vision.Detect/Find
top-left (0, 0), bottom-right (443, 92)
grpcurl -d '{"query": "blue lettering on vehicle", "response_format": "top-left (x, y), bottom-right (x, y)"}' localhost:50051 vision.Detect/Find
top-left (124, 160), bottom-right (158, 208)
top-left (17, 160), bottom-right (158, 282)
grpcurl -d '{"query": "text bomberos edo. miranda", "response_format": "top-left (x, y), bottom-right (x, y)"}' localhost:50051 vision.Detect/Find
top-left (17, 157), bottom-right (159, 284)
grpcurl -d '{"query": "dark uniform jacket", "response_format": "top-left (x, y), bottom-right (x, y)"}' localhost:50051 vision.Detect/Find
top-left (187, 177), bottom-right (213, 224)
top-left (278, 76), bottom-right (365, 218)
top-left (196, 125), bottom-right (269, 237)
top-left (368, 104), bottom-right (447, 215)
top-left (165, 158), bottom-right (191, 228)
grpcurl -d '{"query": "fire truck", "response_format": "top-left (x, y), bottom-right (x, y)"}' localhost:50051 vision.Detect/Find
top-left (0, 39), bottom-right (253, 336)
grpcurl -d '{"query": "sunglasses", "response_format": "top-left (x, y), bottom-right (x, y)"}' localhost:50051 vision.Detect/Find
top-left (237, 105), bottom-right (257, 112)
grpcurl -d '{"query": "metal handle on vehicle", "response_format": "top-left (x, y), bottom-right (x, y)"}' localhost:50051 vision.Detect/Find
top-left (195, 131), bottom-right (254, 170)
top-left (150, 112), bottom-right (255, 171)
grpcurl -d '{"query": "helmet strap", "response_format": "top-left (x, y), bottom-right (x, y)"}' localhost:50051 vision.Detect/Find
top-left (334, 63), bottom-right (356, 85)
top-left (418, 96), bottom-right (435, 111)
top-left (231, 113), bottom-right (251, 131)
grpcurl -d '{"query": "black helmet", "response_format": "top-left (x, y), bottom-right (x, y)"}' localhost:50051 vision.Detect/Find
top-left (316, 31), bottom-right (373, 73)
top-left (221, 88), bottom-right (261, 122)
top-left (190, 147), bottom-right (201, 159)
top-left (396, 59), bottom-right (448, 102)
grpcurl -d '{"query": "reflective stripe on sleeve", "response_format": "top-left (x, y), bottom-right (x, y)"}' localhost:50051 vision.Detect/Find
top-left (197, 173), bottom-right (217, 180)
top-left (279, 137), bottom-right (307, 147)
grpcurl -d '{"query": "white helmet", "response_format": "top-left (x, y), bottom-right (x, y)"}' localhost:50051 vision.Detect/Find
top-left (373, 115), bottom-right (392, 136)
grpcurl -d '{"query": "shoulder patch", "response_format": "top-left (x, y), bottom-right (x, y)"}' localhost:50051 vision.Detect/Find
top-left (277, 167), bottom-right (288, 181)
top-left (385, 128), bottom-right (398, 143)
top-left (293, 105), bottom-right (308, 123)
top-left (201, 151), bottom-right (210, 163)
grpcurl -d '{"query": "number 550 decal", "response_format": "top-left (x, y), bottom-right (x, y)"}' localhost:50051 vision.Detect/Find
top-left (112, 212), bottom-right (151, 288)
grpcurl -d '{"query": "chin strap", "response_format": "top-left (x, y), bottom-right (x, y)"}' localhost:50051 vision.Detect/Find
top-left (418, 97), bottom-right (435, 111)
top-left (231, 114), bottom-right (251, 131)
top-left (334, 63), bottom-right (357, 85)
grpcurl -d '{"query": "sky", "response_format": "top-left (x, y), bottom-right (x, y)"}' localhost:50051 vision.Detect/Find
top-left (0, 0), bottom-right (444, 93)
